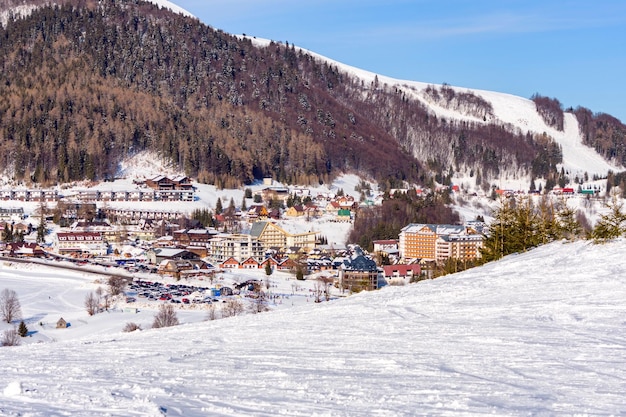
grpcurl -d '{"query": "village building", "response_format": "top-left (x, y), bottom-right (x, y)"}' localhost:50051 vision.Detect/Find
top-left (157, 259), bottom-right (194, 279)
top-left (247, 205), bottom-right (269, 221)
top-left (172, 228), bottom-right (217, 247)
top-left (398, 223), bottom-right (484, 264)
top-left (103, 207), bottom-right (186, 224)
top-left (55, 232), bottom-right (107, 256)
top-left (0, 207), bottom-right (25, 221)
top-left (146, 248), bottom-right (201, 265)
top-left (338, 251), bottom-right (380, 292)
top-left (382, 264), bottom-right (422, 283)
top-left (209, 233), bottom-right (264, 264)
top-left (2, 242), bottom-right (46, 257)
top-left (249, 221), bottom-right (317, 253)
top-left (372, 239), bottom-right (399, 257)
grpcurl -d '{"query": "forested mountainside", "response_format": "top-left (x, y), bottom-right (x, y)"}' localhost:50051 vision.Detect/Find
top-left (0, 0), bottom-right (624, 189)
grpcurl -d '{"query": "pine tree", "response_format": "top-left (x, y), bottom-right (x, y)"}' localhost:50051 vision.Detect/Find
top-left (18, 320), bottom-right (28, 337)
top-left (592, 196), bottom-right (626, 242)
top-left (2, 224), bottom-right (13, 242)
top-left (215, 198), bottom-right (223, 214)
top-left (36, 220), bottom-right (47, 243)
top-left (555, 203), bottom-right (582, 240)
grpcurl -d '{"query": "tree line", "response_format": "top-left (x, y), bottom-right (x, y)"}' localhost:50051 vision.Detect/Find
top-left (0, 0), bottom-right (578, 191)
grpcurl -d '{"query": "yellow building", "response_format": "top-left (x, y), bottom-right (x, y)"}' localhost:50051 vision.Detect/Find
top-left (249, 221), bottom-right (317, 252)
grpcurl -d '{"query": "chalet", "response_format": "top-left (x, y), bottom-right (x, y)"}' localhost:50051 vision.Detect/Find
top-left (382, 264), bottom-right (422, 282)
top-left (170, 175), bottom-right (193, 190)
top-left (285, 205), bottom-right (305, 217)
top-left (4, 242), bottom-right (46, 257)
top-left (240, 257), bottom-right (261, 269)
top-left (325, 201), bottom-right (341, 215)
top-left (219, 257), bottom-right (240, 269)
top-left (172, 228), bottom-right (216, 247)
top-left (277, 257), bottom-right (298, 271)
top-left (157, 259), bottom-right (194, 279)
top-left (259, 257), bottom-right (280, 270)
top-left (146, 175), bottom-right (193, 191)
top-left (146, 175), bottom-right (174, 190)
top-left (247, 205), bottom-right (269, 220)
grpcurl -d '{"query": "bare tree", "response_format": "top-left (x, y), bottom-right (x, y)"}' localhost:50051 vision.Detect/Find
top-left (313, 280), bottom-right (324, 303)
top-left (205, 303), bottom-right (218, 321)
top-left (222, 299), bottom-right (244, 318)
top-left (108, 276), bottom-right (128, 296)
top-left (152, 304), bottom-right (179, 328)
top-left (248, 291), bottom-right (269, 314)
top-left (84, 292), bottom-right (99, 316)
top-left (1, 328), bottom-right (21, 347)
top-left (319, 276), bottom-right (334, 301)
top-left (95, 286), bottom-right (104, 304)
top-left (0, 288), bottom-right (22, 323)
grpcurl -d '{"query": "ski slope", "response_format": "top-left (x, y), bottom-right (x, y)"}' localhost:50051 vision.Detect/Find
top-left (1, 239), bottom-right (626, 415)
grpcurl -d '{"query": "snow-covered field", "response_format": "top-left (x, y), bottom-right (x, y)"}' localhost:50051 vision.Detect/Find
top-left (1, 239), bottom-right (626, 416)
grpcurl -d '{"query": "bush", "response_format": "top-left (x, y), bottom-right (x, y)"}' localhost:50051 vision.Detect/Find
top-left (122, 322), bottom-right (142, 333)
top-left (1, 328), bottom-right (21, 347)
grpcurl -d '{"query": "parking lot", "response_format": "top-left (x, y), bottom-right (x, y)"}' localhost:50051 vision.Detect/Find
top-left (125, 279), bottom-right (230, 306)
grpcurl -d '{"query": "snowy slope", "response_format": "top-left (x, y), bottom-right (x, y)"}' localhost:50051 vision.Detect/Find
top-left (147, 0), bottom-right (193, 18)
top-left (243, 36), bottom-right (622, 179)
top-left (2, 239), bottom-right (626, 415)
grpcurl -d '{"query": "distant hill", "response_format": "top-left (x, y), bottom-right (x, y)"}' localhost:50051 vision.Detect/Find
top-left (0, 0), bottom-right (624, 191)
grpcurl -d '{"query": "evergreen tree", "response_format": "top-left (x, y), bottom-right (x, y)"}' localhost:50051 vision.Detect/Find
top-left (555, 202), bottom-right (583, 240)
top-left (36, 220), bottom-right (47, 244)
top-left (15, 231), bottom-right (25, 243)
top-left (295, 267), bottom-right (304, 281)
top-left (18, 320), bottom-right (28, 337)
top-left (265, 261), bottom-right (273, 276)
top-left (241, 195), bottom-right (247, 211)
top-left (215, 198), bottom-right (223, 214)
top-left (244, 188), bottom-right (252, 199)
top-left (591, 196), bottom-right (626, 242)
top-left (2, 224), bottom-right (13, 242)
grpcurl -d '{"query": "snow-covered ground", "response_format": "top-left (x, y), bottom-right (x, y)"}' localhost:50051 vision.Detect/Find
top-left (2, 239), bottom-right (626, 415)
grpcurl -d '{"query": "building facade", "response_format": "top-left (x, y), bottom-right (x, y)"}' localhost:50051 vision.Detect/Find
top-left (399, 223), bottom-right (483, 263)
top-left (209, 233), bottom-right (264, 264)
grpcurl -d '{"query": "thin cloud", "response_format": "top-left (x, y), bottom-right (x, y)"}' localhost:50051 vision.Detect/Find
top-left (356, 9), bottom-right (626, 42)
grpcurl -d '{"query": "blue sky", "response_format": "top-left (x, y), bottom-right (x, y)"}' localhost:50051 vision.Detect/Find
top-left (173, 0), bottom-right (626, 122)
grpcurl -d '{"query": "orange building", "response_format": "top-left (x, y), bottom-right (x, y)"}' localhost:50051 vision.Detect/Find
top-left (399, 224), bottom-right (483, 264)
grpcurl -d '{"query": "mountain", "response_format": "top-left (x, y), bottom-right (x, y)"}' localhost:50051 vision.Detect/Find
top-left (0, 0), bottom-right (625, 191)
top-left (2, 238), bottom-right (626, 415)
